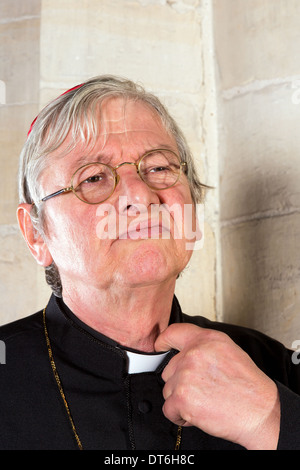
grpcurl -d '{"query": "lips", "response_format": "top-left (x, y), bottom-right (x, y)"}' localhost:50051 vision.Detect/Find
top-left (118, 218), bottom-right (171, 240)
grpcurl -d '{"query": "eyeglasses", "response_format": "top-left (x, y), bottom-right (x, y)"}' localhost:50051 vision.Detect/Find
top-left (40, 148), bottom-right (187, 205)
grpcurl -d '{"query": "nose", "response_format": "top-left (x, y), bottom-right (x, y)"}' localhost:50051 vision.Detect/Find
top-left (114, 161), bottom-right (160, 215)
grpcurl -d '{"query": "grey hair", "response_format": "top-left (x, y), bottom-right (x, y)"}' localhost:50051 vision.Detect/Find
top-left (18, 75), bottom-right (207, 297)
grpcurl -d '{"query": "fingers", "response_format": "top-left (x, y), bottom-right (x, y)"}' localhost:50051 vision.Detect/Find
top-left (162, 398), bottom-right (189, 427)
top-left (161, 351), bottom-right (181, 383)
top-left (155, 323), bottom-right (204, 353)
top-left (157, 323), bottom-right (281, 448)
top-left (161, 371), bottom-right (190, 427)
top-left (158, 330), bottom-right (201, 428)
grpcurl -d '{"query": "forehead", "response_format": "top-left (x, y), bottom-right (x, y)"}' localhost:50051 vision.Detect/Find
top-left (98, 96), bottom-right (168, 137)
top-left (49, 96), bottom-right (175, 165)
top-left (40, 97), bottom-right (176, 182)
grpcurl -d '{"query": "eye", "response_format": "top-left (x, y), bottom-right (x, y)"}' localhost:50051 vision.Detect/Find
top-left (148, 165), bottom-right (171, 173)
top-left (82, 174), bottom-right (104, 184)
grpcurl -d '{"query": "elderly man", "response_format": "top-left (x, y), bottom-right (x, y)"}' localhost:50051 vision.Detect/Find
top-left (1, 75), bottom-right (300, 450)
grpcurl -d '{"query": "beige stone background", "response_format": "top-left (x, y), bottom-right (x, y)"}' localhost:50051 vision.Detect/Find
top-left (0, 0), bottom-right (299, 348)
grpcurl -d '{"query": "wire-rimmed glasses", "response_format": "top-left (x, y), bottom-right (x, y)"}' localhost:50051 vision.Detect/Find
top-left (39, 148), bottom-right (187, 205)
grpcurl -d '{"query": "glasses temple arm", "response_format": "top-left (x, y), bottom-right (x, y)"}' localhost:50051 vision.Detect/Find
top-left (40, 187), bottom-right (72, 203)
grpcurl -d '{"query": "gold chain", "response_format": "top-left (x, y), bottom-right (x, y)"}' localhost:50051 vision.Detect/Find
top-left (175, 425), bottom-right (182, 450)
top-left (43, 307), bottom-right (182, 451)
top-left (43, 308), bottom-right (83, 450)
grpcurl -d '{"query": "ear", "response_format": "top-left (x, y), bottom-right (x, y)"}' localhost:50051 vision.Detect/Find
top-left (17, 204), bottom-right (53, 267)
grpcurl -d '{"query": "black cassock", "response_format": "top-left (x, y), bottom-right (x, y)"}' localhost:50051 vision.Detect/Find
top-left (1, 294), bottom-right (300, 450)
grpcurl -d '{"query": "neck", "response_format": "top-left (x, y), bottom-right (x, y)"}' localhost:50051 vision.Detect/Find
top-left (62, 279), bottom-right (176, 352)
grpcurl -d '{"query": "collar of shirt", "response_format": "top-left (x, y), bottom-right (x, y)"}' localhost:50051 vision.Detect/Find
top-left (123, 349), bottom-right (170, 374)
top-left (45, 294), bottom-right (182, 378)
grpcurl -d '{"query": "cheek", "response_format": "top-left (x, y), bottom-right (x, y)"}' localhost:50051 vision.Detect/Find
top-left (43, 204), bottom-right (100, 256)
top-left (160, 186), bottom-right (196, 241)
top-left (160, 179), bottom-right (193, 208)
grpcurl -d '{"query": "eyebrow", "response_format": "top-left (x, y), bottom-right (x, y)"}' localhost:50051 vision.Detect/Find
top-left (72, 143), bottom-right (179, 169)
top-left (73, 153), bottom-right (114, 168)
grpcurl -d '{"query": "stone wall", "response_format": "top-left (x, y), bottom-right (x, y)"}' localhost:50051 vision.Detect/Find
top-left (0, 0), bottom-right (50, 325)
top-left (214, 0), bottom-right (300, 346)
top-left (1, 0), bottom-right (300, 347)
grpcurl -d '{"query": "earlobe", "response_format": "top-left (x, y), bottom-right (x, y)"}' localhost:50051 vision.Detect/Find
top-left (17, 204), bottom-right (53, 267)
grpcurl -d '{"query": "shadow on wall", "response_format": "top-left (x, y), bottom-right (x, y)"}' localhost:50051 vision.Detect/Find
top-left (221, 168), bottom-right (300, 348)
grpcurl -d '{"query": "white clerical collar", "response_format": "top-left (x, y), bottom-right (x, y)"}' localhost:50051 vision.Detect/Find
top-left (124, 349), bottom-right (170, 374)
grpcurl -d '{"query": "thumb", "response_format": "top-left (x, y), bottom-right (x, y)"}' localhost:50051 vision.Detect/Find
top-left (155, 323), bottom-right (202, 352)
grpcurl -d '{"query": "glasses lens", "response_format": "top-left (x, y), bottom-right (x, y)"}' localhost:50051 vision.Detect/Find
top-left (139, 150), bottom-right (182, 189)
top-left (73, 163), bottom-right (115, 203)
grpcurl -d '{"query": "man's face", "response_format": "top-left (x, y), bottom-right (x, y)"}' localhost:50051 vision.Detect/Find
top-left (39, 97), bottom-right (198, 292)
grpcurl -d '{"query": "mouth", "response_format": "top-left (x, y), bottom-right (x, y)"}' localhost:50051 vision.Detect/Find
top-left (95, 203), bottom-right (178, 243)
top-left (118, 219), bottom-right (171, 241)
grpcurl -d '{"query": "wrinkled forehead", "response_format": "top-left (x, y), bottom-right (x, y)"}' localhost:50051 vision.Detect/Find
top-left (48, 96), bottom-right (175, 161)
top-left (98, 96), bottom-right (167, 136)
top-left (39, 96), bottom-right (175, 177)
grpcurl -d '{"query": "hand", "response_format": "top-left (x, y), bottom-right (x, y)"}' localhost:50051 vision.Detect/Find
top-left (155, 323), bottom-right (280, 449)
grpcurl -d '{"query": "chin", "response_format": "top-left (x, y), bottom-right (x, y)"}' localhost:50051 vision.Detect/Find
top-left (117, 243), bottom-right (179, 287)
